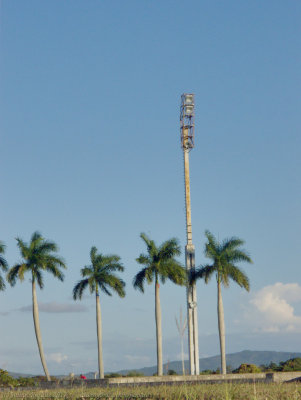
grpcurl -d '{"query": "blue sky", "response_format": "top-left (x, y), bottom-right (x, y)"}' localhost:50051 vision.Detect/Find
top-left (1, 0), bottom-right (300, 374)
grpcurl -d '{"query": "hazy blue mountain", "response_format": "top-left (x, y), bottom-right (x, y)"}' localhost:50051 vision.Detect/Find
top-left (113, 350), bottom-right (301, 376)
top-left (6, 371), bottom-right (34, 378)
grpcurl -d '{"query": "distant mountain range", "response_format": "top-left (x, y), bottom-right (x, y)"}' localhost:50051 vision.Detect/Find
top-left (111, 350), bottom-right (301, 377)
top-left (6, 350), bottom-right (301, 378)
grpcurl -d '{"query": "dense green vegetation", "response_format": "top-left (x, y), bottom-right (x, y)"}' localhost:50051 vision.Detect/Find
top-left (232, 364), bottom-right (262, 373)
top-left (0, 370), bottom-right (36, 388)
top-left (261, 357), bottom-right (301, 372)
top-left (197, 358), bottom-right (301, 374)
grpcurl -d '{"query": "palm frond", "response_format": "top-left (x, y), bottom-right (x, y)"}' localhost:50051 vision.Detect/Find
top-left (7, 264), bottom-right (27, 286)
top-left (140, 233), bottom-right (156, 257)
top-left (37, 240), bottom-right (58, 254)
top-left (221, 237), bottom-right (244, 252)
top-left (158, 238), bottom-right (181, 260)
top-left (136, 254), bottom-right (151, 266)
top-left (102, 274), bottom-right (126, 298)
top-left (0, 241), bottom-right (5, 254)
top-left (44, 254), bottom-right (66, 268)
top-left (140, 232), bottom-right (152, 247)
top-left (204, 230), bottom-right (219, 260)
top-left (101, 254), bottom-right (121, 264)
top-left (73, 279), bottom-right (89, 299)
top-left (35, 269), bottom-right (44, 289)
top-left (0, 275), bottom-right (6, 291)
top-left (161, 261), bottom-right (186, 285)
top-left (133, 267), bottom-right (152, 292)
top-left (101, 255), bottom-right (124, 272)
top-left (103, 262), bottom-right (124, 273)
top-left (81, 266), bottom-right (94, 277)
top-left (99, 283), bottom-right (112, 296)
top-left (220, 269), bottom-right (230, 288)
top-left (0, 242), bottom-right (8, 271)
top-left (30, 231), bottom-right (42, 244)
top-left (44, 262), bottom-right (65, 282)
top-left (88, 276), bottom-right (96, 294)
top-left (16, 238), bottom-right (29, 260)
top-left (0, 256), bottom-right (8, 271)
top-left (193, 265), bottom-right (216, 284)
top-left (90, 246), bottom-right (98, 265)
top-left (226, 265), bottom-right (250, 291)
top-left (226, 249), bottom-right (253, 264)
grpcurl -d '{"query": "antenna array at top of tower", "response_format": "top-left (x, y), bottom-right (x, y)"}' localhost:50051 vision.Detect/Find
top-left (180, 93), bottom-right (195, 150)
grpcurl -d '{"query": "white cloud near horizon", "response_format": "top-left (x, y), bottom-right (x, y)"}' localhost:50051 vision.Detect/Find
top-left (46, 353), bottom-right (68, 364)
top-left (17, 302), bottom-right (88, 313)
top-left (240, 282), bottom-right (301, 333)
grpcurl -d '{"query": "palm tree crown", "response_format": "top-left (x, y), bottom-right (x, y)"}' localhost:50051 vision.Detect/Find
top-left (73, 246), bottom-right (125, 299)
top-left (0, 241), bottom-right (8, 291)
top-left (133, 233), bottom-right (186, 291)
top-left (192, 230), bottom-right (252, 289)
top-left (7, 231), bottom-right (66, 287)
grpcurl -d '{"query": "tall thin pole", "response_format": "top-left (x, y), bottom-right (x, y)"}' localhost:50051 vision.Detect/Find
top-left (180, 94), bottom-right (199, 375)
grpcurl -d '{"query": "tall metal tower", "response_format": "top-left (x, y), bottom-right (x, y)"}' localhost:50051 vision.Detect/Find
top-left (180, 93), bottom-right (199, 375)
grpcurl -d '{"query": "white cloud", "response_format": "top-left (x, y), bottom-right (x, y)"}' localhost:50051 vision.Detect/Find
top-left (17, 302), bottom-right (88, 313)
top-left (240, 282), bottom-right (301, 333)
top-left (47, 353), bottom-right (68, 364)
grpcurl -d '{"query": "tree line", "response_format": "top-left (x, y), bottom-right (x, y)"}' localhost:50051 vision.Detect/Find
top-left (0, 230), bottom-right (252, 380)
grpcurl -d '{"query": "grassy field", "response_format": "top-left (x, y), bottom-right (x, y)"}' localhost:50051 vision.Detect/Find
top-left (1, 382), bottom-right (301, 400)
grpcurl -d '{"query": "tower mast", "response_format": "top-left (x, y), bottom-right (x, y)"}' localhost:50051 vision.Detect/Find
top-left (180, 93), bottom-right (199, 375)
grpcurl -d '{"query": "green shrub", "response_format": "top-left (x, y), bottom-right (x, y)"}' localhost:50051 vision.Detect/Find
top-left (233, 363), bottom-right (262, 373)
top-left (0, 369), bottom-right (18, 387)
top-left (200, 369), bottom-right (214, 375)
top-left (280, 357), bottom-right (301, 372)
top-left (17, 376), bottom-right (37, 387)
top-left (126, 370), bottom-right (144, 377)
top-left (167, 369), bottom-right (177, 375)
top-left (104, 373), bottom-right (122, 378)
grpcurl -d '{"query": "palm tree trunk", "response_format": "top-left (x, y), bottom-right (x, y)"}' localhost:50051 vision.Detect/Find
top-left (155, 281), bottom-right (163, 376)
top-left (181, 337), bottom-right (185, 375)
top-left (32, 279), bottom-right (51, 381)
top-left (96, 291), bottom-right (104, 379)
top-left (217, 277), bottom-right (226, 374)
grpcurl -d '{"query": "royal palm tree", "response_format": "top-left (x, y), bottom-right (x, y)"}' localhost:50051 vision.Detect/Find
top-left (133, 233), bottom-right (186, 376)
top-left (191, 230), bottom-right (252, 375)
top-left (0, 241), bottom-right (8, 291)
top-left (73, 246), bottom-right (125, 379)
top-left (7, 232), bottom-right (66, 381)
